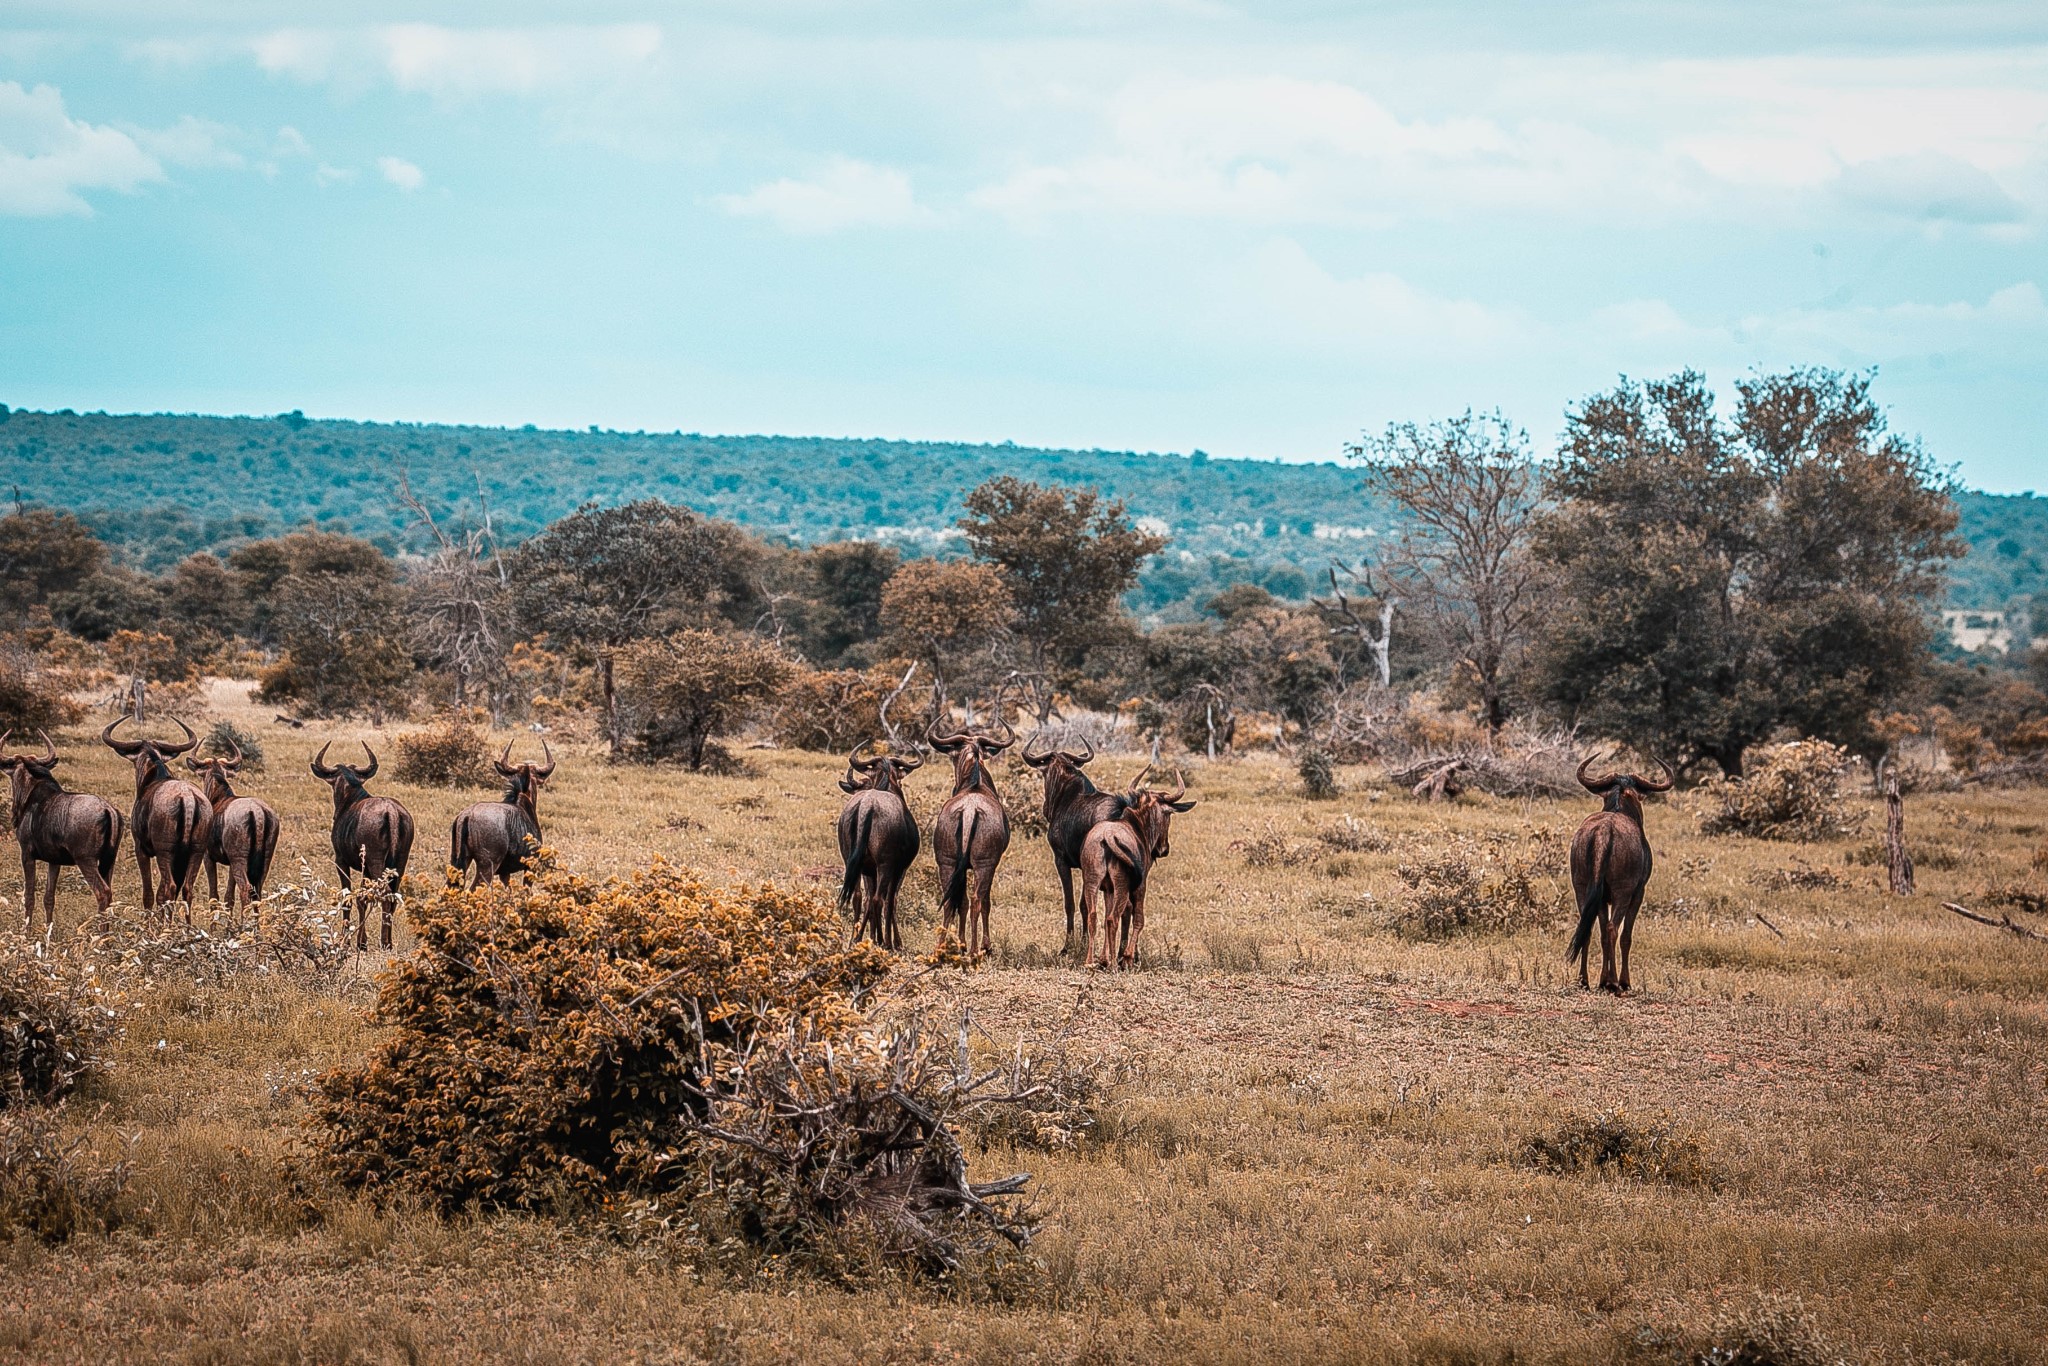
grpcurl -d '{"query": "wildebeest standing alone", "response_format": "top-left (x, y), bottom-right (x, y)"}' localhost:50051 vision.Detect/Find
top-left (836, 741), bottom-right (923, 950)
top-left (186, 739), bottom-right (281, 914)
top-left (1078, 771), bottom-right (1194, 971)
top-left (929, 716), bottom-right (1015, 960)
top-left (311, 741), bottom-right (416, 949)
top-left (1566, 754), bottom-right (1674, 993)
top-left (450, 741), bottom-right (555, 887)
top-left (102, 716), bottom-right (213, 921)
top-left (1020, 730), bottom-right (1129, 953)
top-left (0, 730), bottom-right (124, 931)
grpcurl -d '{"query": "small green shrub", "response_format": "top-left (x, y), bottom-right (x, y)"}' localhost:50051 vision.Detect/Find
top-left (1521, 1108), bottom-right (1712, 1187)
top-left (0, 1105), bottom-right (129, 1243)
top-left (1203, 931), bottom-right (1265, 972)
top-left (1390, 839), bottom-right (1561, 939)
top-left (1298, 747), bottom-right (1339, 800)
top-left (391, 712), bottom-right (491, 786)
top-left (202, 718), bottom-right (265, 771)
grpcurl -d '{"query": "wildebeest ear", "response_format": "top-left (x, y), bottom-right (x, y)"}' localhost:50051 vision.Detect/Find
top-left (1167, 799), bottom-right (1196, 812)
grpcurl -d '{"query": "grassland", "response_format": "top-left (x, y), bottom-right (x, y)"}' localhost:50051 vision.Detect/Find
top-left (4, 681), bottom-right (2047, 1364)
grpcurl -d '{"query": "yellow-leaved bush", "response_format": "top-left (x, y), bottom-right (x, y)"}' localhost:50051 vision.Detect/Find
top-left (311, 854), bottom-right (891, 1212)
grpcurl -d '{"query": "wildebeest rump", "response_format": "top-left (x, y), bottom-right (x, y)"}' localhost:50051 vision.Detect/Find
top-left (1077, 771), bottom-right (1194, 970)
top-left (929, 715), bottom-right (1015, 960)
top-left (1020, 729), bottom-right (1130, 952)
top-left (0, 729), bottom-right (124, 932)
top-left (450, 740), bottom-right (555, 887)
top-left (836, 741), bottom-right (923, 950)
top-left (311, 741), bottom-right (416, 950)
top-left (102, 715), bottom-right (213, 921)
top-left (185, 739), bottom-right (280, 915)
top-left (1566, 753), bottom-right (1673, 994)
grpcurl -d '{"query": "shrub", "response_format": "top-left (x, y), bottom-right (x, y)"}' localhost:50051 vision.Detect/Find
top-left (392, 712), bottom-right (491, 786)
top-left (0, 643), bottom-right (83, 733)
top-left (203, 718), bottom-right (265, 771)
top-left (1203, 931), bottom-right (1265, 972)
top-left (1521, 1108), bottom-right (1711, 1186)
top-left (1297, 746), bottom-right (1339, 800)
top-left (1699, 740), bottom-right (1862, 842)
top-left (310, 855), bottom-right (1035, 1277)
top-left (1316, 813), bottom-right (1394, 854)
top-left (618, 629), bottom-right (793, 770)
top-left (0, 940), bottom-right (117, 1108)
top-left (766, 665), bottom-right (896, 753)
top-left (1390, 838), bottom-right (1562, 939)
top-left (1230, 822), bottom-right (1316, 869)
top-left (0, 1105), bottom-right (129, 1242)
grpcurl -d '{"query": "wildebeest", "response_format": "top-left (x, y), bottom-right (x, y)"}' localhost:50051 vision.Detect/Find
top-left (450, 741), bottom-right (554, 887)
top-left (836, 741), bottom-right (923, 950)
top-left (185, 739), bottom-right (280, 914)
top-left (1020, 729), bottom-right (1129, 952)
top-left (102, 716), bottom-right (213, 921)
top-left (929, 715), bottom-right (1015, 960)
top-left (1566, 753), bottom-right (1674, 994)
top-left (1077, 771), bottom-right (1194, 971)
top-left (311, 741), bottom-right (416, 950)
top-left (0, 730), bottom-right (124, 931)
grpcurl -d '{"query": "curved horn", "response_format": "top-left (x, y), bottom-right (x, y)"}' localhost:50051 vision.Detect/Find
top-left (981, 714), bottom-right (1017, 753)
top-left (926, 719), bottom-right (969, 751)
top-left (1062, 733), bottom-right (1095, 766)
top-left (1157, 767), bottom-right (1187, 803)
top-left (847, 740), bottom-right (883, 772)
top-left (495, 741), bottom-right (518, 777)
top-left (358, 741), bottom-right (379, 779)
top-left (893, 748), bottom-right (925, 772)
top-left (1636, 756), bottom-right (1676, 793)
top-left (1020, 730), bottom-right (1056, 768)
top-left (226, 736), bottom-right (244, 767)
top-left (1577, 753), bottom-right (1619, 794)
top-left (160, 715), bottom-right (199, 756)
top-left (310, 741), bottom-right (337, 779)
top-left (101, 715), bottom-right (146, 757)
top-left (534, 738), bottom-right (555, 778)
top-left (0, 729), bottom-right (11, 759)
top-left (36, 730), bottom-right (56, 765)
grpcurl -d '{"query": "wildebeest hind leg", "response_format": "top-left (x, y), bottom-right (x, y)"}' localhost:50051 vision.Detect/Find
top-left (1617, 894), bottom-right (1642, 994)
top-left (1597, 912), bottom-right (1620, 993)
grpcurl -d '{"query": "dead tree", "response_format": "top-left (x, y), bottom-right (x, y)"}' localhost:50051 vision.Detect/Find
top-left (1882, 758), bottom-right (1913, 896)
top-left (1314, 560), bottom-right (1396, 691)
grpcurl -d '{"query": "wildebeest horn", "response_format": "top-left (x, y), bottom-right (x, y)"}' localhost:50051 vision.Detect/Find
top-left (161, 716), bottom-right (199, 756)
top-left (926, 719), bottom-right (969, 752)
top-left (358, 741), bottom-right (379, 778)
top-left (535, 739), bottom-right (555, 778)
top-left (1064, 733), bottom-right (1095, 765)
top-left (893, 748), bottom-right (925, 772)
top-left (226, 736), bottom-right (244, 767)
top-left (0, 729), bottom-right (11, 759)
top-left (36, 730), bottom-right (57, 765)
top-left (1020, 730), bottom-right (1055, 768)
top-left (1157, 768), bottom-right (1187, 803)
top-left (310, 741), bottom-right (338, 779)
top-left (847, 740), bottom-right (884, 772)
top-left (495, 741), bottom-right (518, 777)
top-left (1576, 753), bottom-right (1619, 794)
top-left (982, 715), bottom-right (1017, 753)
top-left (101, 715), bottom-right (147, 757)
top-left (1637, 756), bottom-right (1676, 792)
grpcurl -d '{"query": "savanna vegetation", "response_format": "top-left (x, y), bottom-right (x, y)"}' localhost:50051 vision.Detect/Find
top-left (2, 365), bottom-right (2047, 1362)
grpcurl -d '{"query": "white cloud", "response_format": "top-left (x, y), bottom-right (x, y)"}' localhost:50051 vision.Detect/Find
top-left (315, 163), bottom-right (356, 186)
top-left (716, 157), bottom-right (936, 234)
top-left (272, 126), bottom-right (313, 160)
top-left (0, 81), bottom-right (161, 216)
top-left (379, 23), bottom-right (661, 98)
top-left (377, 155), bottom-right (425, 191)
top-left (1219, 237), bottom-right (1535, 357)
top-left (132, 115), bottom-right (246, 170)
top-left (1834, 152), bottom-right (2025, 224)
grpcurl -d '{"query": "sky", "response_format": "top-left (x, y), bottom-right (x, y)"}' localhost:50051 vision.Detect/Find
top-left (1, 3), bottom-right (2045, 492)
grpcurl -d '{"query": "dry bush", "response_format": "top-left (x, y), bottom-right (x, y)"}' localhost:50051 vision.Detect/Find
top-left (0, 1105), bottom-right (130, 1243)
top-left (1746, 861), bottom-right (1841, 892)
top-left (1520, 1109), bottom-right (1712, 1187)
top-left (1982, 882), bottom-right (2048, 916)
top-left (83, 879), bottom-right (352, 991)
top-left (1297, 747), bottom-right (1340, 800)
top-left (0, 642), bottom-right (84, 732)
top-left (1847, 837), bottom-right (1964, 871)
top-left (310, 854), bottom-right (1035, 1279)
top-left (765, 665), bottom-right (895, 753)
top-left (1316, 813), bottom-right (1394, 854)
top-left (1203, 930), bottom-right (1265, 972)
top-left (1230, 822), bottom-right (1317, 869)
top-left (0, 940), bottom-right (118, 1107)
top-left (202, 718), bottom-right (265, 770)
top-left (1390, 837), bottom-right (1563, 940)
top-left (1646, 1294), bottom-right (1838, 1366)
top-left (994, 762), bottom-right (1047, 840)
top-left (1699, 740), bottom-right (1862, 842)
top-left (392, 711), bottom-right (492, 786)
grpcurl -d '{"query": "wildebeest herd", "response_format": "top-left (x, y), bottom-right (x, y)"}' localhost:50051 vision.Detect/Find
top-left (0, 717), bottom-right (1673, 989)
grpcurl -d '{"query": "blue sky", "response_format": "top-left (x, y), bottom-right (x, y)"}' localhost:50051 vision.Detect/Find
top-left (2, 3), bottom-right (2045, 492)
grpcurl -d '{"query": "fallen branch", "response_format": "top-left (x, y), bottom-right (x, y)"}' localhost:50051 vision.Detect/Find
top-left (1943, 902), bottom-right (2048, 943)
top-left (1754, 912), bottom-right (1786, 941)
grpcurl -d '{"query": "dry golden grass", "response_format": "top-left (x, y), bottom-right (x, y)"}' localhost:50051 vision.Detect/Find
top-left (2, 679), bottom-right (2046, 1363)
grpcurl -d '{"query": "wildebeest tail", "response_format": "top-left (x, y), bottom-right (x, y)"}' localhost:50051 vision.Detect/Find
top-left (245, 809), bottom-right (274, 891)
top-left (942, 807), bottom-right (977, 912)
top-left (97, 809), bottom-right (119, 882)
top-left (449, 814), bottom-right (470, 873)
top-left (1566, 878), bottom-right (1605, 967)
top-left (840, 803), bottom-right (874, 910)
top-left (168, 795), bottom-right (196, 889)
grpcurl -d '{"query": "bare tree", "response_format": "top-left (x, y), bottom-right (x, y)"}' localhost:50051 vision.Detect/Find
top-left (399, 471), bottom-right (513, 720)
top-left (1347, 411), bottom-right (1537, 735)
top-left (1314, 559), bottom-right (1396, 691)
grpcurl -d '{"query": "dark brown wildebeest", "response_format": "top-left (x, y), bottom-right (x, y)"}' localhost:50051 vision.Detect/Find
top-left (1566, 753), bottom-right (1674, 994)
top-left (0, 730), bottom-right (124, 932)
top-left (1077, 771), bottom-right (1194, 971)
top-left (311, 741), bottom-right (416, 950)
top-left (836, 741), bottom-right (923, 950)
top-left (450, 741), bottom-right (555, 888)
top-left (1019, 730), bottom-right (1131, 953)
top-left (102, 716), bottom-right (213, 922)
top-left (929, 715), bottom-right (1015, 960)
top-left (185, 740), bottom-right (280, 914)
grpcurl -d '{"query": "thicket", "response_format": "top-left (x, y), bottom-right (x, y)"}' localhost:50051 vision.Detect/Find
top-left (1699, 741), bottom-right (1862, 842)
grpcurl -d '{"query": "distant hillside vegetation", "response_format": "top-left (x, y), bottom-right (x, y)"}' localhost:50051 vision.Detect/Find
top-left (0, 404), bottom-right (2037, 614)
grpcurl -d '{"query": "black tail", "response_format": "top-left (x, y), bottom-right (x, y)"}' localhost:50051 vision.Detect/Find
top-left (244, 809), bottom-right (274, 892)
top-left (450, 816), bottom-right (469, 873)
top-left (168, 797), bottom-right (196, 891)
top-left (1566, 878), bottom-right (1606, 967)
top-left (840, 803), bottom-right (874, 910)
top-left (97, 810), bottom-right (118, 882)
top-left (942, 808), bottom-right (977, 914)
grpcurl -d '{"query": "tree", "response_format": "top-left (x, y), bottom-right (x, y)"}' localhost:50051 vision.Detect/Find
top-left (509, 501), bottom-right (753, 755)
top-left (796, 540), bottom-right (900, 666)
top-left (239, 532), bottom-right (415, 717)
top-left (399, 474), bottom-right (515, 719)
top-left (0, 508), bottom-right (105, 624)
top-left (616, 629), bottom-right (793, 770)
top-left (877, 558), bottom-right (1012, 711)
top-left (1531, 369), bottom-right (1964, 774)
top-left (959, 477), bottom-right (1165, 719)
top-left (1347, 411), bottom-right (1537, 734)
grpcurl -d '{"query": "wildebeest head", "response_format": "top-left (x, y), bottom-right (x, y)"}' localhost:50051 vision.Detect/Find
top-left (310, 740), bottom-right (381, 816)
top-left (1019, 729), bottom-right (1094, 774)
top-left (838, 740), bottom-right (924, 796)
top-left (0, 729), bottom-right (63, 813)
top-left (184, 737), bottom-right (245, 802)
top-left (927, 715), bottom-right (1015, 794)
top-left (494, 739), bottom-right (556, 808)
top-left (1125, 768), bottom-right (1195, 859)
top-left (1576, 753), bottom-right (1674, 822)
top-left (102, 715), bottom-right (199, 790)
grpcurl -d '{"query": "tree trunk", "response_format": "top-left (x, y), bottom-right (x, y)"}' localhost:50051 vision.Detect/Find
top-left (130, 676), bottom-right (146, 724)
top-left (601, 652), bottom-right (618, 758)
top-left (1373, 601), bottom-right (1392, 690)
top-left (1884, 761), bottom-right (1914, 896)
